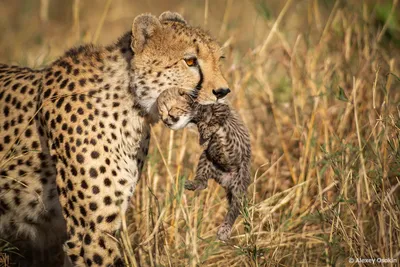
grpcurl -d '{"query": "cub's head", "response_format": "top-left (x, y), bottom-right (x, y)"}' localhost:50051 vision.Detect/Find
top-left (157, 88), bottom-right (194, 130)
top-left (130, 12), bottom-right (230, 124)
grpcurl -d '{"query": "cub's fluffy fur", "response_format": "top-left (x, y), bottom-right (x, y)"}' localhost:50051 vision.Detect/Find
top-left (157, 88), bottom-right (251, 241)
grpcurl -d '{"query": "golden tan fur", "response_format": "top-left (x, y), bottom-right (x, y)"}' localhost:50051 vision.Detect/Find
top-left (131, 12), bottom-right (229, 117)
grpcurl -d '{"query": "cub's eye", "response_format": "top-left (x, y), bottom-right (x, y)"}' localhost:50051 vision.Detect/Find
top-left (184, 57), bottom-right (198, 67)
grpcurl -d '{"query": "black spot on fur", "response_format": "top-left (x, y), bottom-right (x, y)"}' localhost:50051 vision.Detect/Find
top-left (103, 196), bottom-right (112, 205)
top-left (89, 168), bottom-right (98, 178)
top-left (93, 254), bottom-right (103, 265)
top-left (89, 202), bottom-right (98, 211)
top-left (106, 213), bottom-right (117, 223)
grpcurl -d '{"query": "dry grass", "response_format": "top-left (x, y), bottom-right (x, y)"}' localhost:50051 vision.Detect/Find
top-left (1, 0), bottom-right (400, 266)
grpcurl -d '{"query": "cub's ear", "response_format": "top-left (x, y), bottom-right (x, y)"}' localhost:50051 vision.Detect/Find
top-left (159, 11), bottom-right (186, 24)
top-left (177, 88), bottom-right (186, 96)
top-left (131, 13), bottom-right (161, 53)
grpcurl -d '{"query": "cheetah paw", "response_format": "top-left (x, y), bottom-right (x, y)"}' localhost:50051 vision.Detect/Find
top-left (217, 223), bottom-right (232, 241)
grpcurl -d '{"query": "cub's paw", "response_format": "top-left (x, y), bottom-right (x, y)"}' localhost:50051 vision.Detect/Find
top-left (184, 180), bottom-right (207, 191)
top-left (217, 223), bottom-right (232, 241)
top-left (184, 180), bottom-right (198, 191)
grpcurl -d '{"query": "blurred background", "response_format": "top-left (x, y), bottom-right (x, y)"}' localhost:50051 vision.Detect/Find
top-left (1, 0), bottom-right (400, 266)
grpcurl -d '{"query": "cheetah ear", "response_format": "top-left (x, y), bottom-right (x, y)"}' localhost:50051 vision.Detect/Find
top-left (131, 14), bottom-right (162, 53)
top-left (159, 11), bottom-right (186, 24)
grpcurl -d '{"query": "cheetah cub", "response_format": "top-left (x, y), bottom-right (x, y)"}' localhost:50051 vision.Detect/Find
top-left (157, 88), bottom-right (251, 241)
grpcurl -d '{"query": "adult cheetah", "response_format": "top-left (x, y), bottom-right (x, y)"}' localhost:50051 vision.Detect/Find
top-left (0, 12), bottom-right (230, 266)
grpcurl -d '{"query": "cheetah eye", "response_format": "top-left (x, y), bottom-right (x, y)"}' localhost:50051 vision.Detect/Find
top-left (184, 57), bottom-right (198, 67)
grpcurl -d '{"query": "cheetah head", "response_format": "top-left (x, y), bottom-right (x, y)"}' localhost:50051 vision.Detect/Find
top-left (130, 12), bottom-right (229, 127)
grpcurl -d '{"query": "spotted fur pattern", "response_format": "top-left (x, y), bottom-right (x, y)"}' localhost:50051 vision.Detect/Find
top-left (0, 11), bottom-right (229, 266)
top-left (157, 88), bottom-right (251, 241)
top-left (157, 87), bottom-right (193, 130)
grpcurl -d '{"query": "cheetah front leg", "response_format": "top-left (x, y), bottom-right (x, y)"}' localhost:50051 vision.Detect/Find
top-left (61, 196), bottom-right (126, 267)
top-left (55, 160), bottom-right (126, 267)
top-left (184, 151), bottom-right (213, 191)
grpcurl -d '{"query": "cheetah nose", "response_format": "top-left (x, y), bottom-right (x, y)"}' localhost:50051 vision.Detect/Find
top-left (212, 88), bottom-right (231, 99)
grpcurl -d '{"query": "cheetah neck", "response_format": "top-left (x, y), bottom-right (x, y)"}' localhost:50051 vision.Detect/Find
top-left (50, 32), bottom-right (152, 156)
top-left (103, 32), bottom-right (158, 123)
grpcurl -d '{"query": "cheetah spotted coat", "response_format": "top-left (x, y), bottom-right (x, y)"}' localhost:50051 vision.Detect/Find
top-left (0, 12), bottom-right (230, 266)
